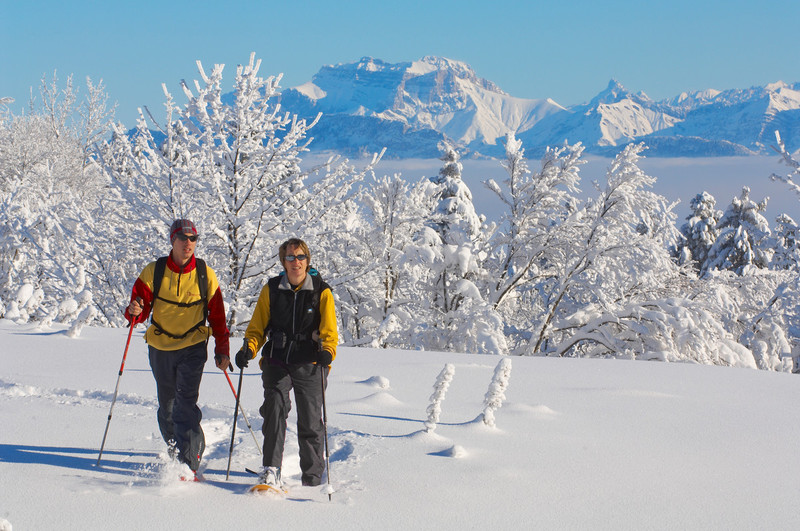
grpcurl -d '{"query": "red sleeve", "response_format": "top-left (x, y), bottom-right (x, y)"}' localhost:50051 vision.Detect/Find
top-left (207, 287), bottom-right (230, 357)
top-left (124, 277), bottom-right (153, 324)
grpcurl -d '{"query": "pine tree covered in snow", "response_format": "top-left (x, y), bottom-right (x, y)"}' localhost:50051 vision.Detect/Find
top-left (679, 192), bottom-right (722, 271)
top-left (703, 187), bottom-right (772, 276)
top-left (416, 142), bottom-right (507, 354)
top-left (772, 214), bottom-right (800, 271)
top-left (425, 363), bottom-right (455, 432)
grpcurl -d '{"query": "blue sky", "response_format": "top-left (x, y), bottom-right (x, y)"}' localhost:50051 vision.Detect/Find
top-left (2, 0), bottom-right (799, 127)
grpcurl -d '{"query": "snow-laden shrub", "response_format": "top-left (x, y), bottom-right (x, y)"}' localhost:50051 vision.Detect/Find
top-left (425, 363), bottom-right (455, 432)
top-left (553, 298), bottom-right (757, 368)
top-left (740, 275), bottom-right (800, 371)
top-left (482, 357), bottom-right (512, 427)
top-left (67, 292), bottom-right (96, 338)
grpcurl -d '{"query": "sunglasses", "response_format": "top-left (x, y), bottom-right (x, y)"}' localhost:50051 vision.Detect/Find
top-left (284, 254), bottom-right (308, 262)
top-left (176, 233), bottom-right (198, 242)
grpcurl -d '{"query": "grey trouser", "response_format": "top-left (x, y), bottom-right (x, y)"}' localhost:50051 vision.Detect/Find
top-left (260, 362), bottom-right (327, 486)
top-left (148, 342), bottom-right (207, 471)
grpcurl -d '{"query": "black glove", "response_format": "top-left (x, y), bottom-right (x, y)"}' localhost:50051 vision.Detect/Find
top-left (235, 346), bottom-right (252, 369)
top-left (214, 354), bottom-right (233, 372)
top-left (316, 349), bottom-right (333, 366)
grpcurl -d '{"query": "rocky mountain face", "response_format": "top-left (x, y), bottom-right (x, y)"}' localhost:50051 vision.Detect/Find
top-left (273, 56), bottom-right (800, 158)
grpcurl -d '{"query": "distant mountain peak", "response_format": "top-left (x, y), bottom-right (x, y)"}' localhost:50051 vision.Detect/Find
top-left (269, 56), bottom-right (800, 158)
top-left (765, 80), bottom-right (790, 92)
top-left (588, 79), bottom-right (628, 104)
top-left (278, 56), bottom-right (562, 156)
top-left (586, 79), bottom-right (652, 107)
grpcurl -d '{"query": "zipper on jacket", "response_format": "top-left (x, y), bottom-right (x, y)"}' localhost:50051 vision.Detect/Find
top-left (286, 290), bottom-right (298, 364)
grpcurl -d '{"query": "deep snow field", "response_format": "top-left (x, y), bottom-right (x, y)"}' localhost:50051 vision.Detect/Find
top-left (2, 319), bottom-right (800, 530)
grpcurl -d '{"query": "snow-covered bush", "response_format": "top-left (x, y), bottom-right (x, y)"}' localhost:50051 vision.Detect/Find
top-left (66, 291), bottom-right (96, 337)
top-left (425, 363), bottom-right (455, 432)
top-left (553, 298), bottom-right (757, 368)
top-left (482, 357), bottom-right (512, 428)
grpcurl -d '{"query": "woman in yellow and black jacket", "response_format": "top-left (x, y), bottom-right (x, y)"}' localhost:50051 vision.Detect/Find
top-left (235, 237), bottom-right (338, 490)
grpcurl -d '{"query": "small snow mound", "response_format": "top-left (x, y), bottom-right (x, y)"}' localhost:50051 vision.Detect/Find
top-left (360, 391), bottom-right (403, 407)
top-left (445, 445), bottom-right (468, 458)
top-left (530, 405), bottom-right (558, 417)
top-left (358, 375), bottom-right (390, 389)
top-left (506, 403), bottom-right (559, 418)
top-left (0, 518), bottom-right (12, 531)
top-left (322, 483), bottom-right (335, 496)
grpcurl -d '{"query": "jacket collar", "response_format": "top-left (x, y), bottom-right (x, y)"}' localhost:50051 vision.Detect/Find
top-left (167, 253), bottom-right (196, 273)
top-left (278, 272), bottom-right (314, 292)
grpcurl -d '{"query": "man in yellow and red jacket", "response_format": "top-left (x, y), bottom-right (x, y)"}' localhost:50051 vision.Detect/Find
top-left (125, 219), bottom-right (230, 478)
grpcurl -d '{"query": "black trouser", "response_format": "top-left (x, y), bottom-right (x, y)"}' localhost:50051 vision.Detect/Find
top-left (260, 362), bottom-right (327, 486)
top-left (148, 342), bottom-right (207, 471)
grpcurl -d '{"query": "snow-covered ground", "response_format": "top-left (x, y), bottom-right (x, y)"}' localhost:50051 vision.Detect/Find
top-left (2, 320), bottom-right (800, 529)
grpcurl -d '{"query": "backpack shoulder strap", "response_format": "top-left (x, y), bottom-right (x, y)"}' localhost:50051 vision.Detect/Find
top-left (310, 273), bottom-right (325, 312)
top-left (152, 256), bottom-right (168, 301)
top-left (195, 258), bottom-right (209, 321)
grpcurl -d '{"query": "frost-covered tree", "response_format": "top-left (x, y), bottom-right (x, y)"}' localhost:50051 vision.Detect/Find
top-left (729, 270), bottom-right (798, 371)
top-left (772, 214), bottom-right (800, 271)
top-left (703, 187), bottom-right (772, 276)
top-left (99, 53), bottom-right (379, 329)
top-left (754, 130), bottom-right (800, 370)
top-left (770, 130), bottom-right (800, 200)
top-left (484, 135), bottom-right (583, 351)
top-left (679, 192), bottom-right (721, 271)
top-left (326, 174), bottom-right (436, 348)
top-left (0, 74), bottom-right (115, 325)
top-left (531, 143), bottom-right (682, 357)
top-left (416, 142), bottom-right (506, 354)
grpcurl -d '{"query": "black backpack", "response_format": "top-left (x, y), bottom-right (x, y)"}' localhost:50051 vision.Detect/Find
top-left (150, 256), bottom-right (209, 339)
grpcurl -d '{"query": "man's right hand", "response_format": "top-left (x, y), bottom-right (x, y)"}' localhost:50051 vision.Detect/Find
top-left (127, 297), bottom-right (144, 317)
top-left (235, 345), bottom-right (252, 369)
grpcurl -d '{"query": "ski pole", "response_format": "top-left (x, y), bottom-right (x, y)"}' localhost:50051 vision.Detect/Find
top-left (226, 364), bottom-right (245, 480)
top-left (96, 320), bottom-right (135, 466)
top-left (321, 366), bottom-right (332, 501)
top-left (222, 368), bottom-right (262, 455)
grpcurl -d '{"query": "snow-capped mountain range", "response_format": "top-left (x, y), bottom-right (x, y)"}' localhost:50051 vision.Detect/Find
top-left (274, 56), bottom-right (800, 158)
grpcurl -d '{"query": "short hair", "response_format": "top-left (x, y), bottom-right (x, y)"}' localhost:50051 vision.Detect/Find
top-left (279, 238), bottom-right (311, 271)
